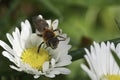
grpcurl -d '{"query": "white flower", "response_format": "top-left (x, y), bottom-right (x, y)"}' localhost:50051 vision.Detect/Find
top-left (81, 41), bottom-right (120, 80)
top-left (0, 15), bottom-right (72, 78)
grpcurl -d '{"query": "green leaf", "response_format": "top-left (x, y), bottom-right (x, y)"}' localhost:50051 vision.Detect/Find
top-left (111, 50), bottom-right (120, 68)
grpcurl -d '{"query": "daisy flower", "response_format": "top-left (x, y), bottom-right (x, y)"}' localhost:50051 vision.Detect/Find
top-left (0, 15), bottom-right (72, 78)
top-left (81, 41), bottom-right (120, 80)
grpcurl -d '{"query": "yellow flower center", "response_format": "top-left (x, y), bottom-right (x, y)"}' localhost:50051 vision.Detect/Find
top-left (104, 75), bottom-right (120, 80)
top-left (21, 47), bottom-right (50, 70)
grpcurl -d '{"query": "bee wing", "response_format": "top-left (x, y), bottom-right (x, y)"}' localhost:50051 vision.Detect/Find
top-left (32, 16), bottom-right (49, 32)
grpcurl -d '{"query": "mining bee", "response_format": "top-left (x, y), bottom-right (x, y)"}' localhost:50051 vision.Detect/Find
top-left (33, 15), bottom-right (66, 53)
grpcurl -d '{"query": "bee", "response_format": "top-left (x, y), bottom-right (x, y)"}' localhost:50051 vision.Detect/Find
top-left (32, 16), bottom-right (66, 53)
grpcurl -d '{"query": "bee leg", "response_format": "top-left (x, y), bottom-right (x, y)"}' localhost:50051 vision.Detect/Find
top-left (44, 46), bottom-right (48, 49)
top-left (37, 34), bottom-right (43, 37)
top-left (53, 29), bottom-right (61, 34)
top-left (56, 35), bottom-right (66, 41)
top-left (37, 42), bottom-right (44, 53)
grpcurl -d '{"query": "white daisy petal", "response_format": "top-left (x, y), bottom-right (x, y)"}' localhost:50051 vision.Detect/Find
top-left (21, 20), bottom-right (32, 49)
top-left (45, 70), bottom-right (60, 78)
top-left (52, 19), bottom-right (58, 30)
top-left (12, 30), bottom-right (23, 56)
top-left (116, 43), bottom-right (120, 55)
top-left (51, 58), bottom-right (56, 68)
top-left (34, 75), bottom-right (40, 79)
top-left (15, 27), bottom-right (21, 38)
top-left (55, 60), bottom-right (72, 67)
top-left (43, 61), bottom-right (49, 72)
top-left (2, 51), bottom-right (15, 63)
top-left (14, 27), bottom-right (22, 47)
top-left (10, 65), bottom-right (22, 71)
top-left (6, 33), bottom-right (14, 45)
top-left (49, 70), bottom-right (60, 75)
top-left (81, 64), bottom-right (97, 80)
top-left (46, 20), bottom-right (51, 27)
top-left (45, 73), bottom-right (55, 78)
top-left (25, 20), bottom-right (32, 34)
top-left (0, 40), bottom-right (13, 54)
top-left (30, 34), bottom-right (43, 47)
top-left (54, 68), bottom-right (71, 74)
top-left (55, 54), bottom-right (72, 67)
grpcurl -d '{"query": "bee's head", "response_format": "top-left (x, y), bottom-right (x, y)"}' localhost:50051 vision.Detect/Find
top-left (46, 37), bottom-right (59, 49)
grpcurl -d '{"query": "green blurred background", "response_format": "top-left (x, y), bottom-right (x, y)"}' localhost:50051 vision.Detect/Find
top-left (0, 0), bottom-right (120, 80)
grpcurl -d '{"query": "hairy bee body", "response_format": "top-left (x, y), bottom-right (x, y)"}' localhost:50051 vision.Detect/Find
top-left (42, 29), bottom-right (55, 42)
